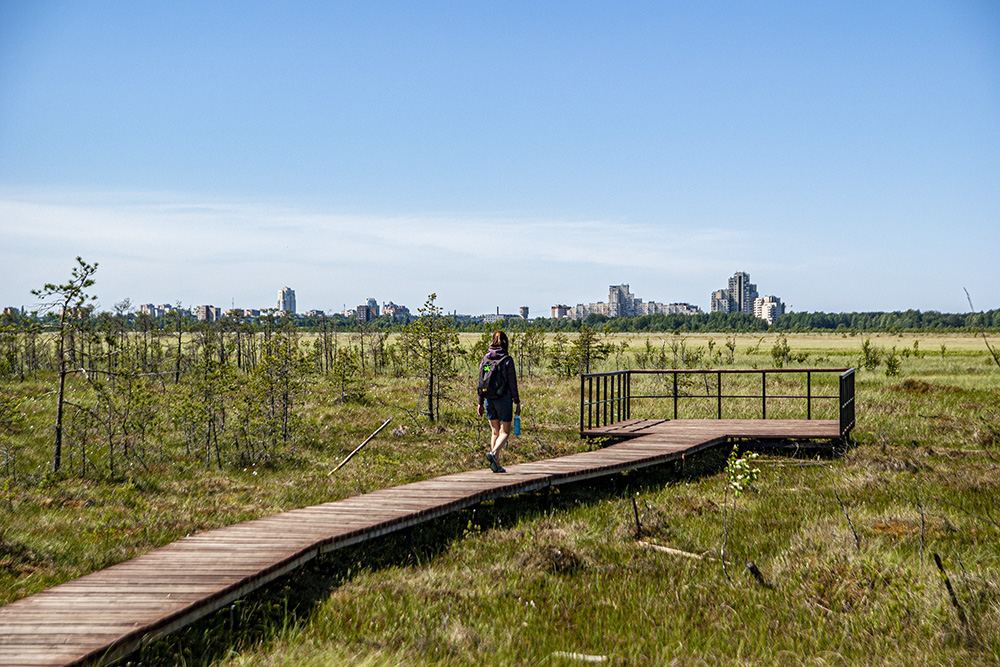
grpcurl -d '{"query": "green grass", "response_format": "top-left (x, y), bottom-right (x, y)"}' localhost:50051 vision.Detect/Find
top-left (2, 333), bottom-right (999, 665)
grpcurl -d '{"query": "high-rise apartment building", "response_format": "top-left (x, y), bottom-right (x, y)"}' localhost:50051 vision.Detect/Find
top-left (278, 287), bottom-right (296, 314)
top-left (196, 305), bottom-right (222, 322)
top-left (138, 304), bottom-right (177, 318)
top-left (607, 284), bottom-right (636, 317)
top-left (561, 285), bottom-right (702, 320)
top-left (727, 272), bottom-right (758, 314)
top-left (710, 290), bottom-right (731, 314)
top-left (666, 303), bottom-right (701, 316)
top-left (753, 296), bottom-right (785, 325)
top-left (711, 272), bottom-right (758, 314)
top-left (383, 302), bottom-right (410, 320)
top-left (711, 272), bottom-right (785, 323)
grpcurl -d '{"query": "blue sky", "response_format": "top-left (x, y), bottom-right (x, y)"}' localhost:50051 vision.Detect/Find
top-left (1, 1), bottom-right (998, 316)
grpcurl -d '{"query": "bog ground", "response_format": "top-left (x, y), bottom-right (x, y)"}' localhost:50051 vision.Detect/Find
top-left (1, 332), bottom-right (997, 665)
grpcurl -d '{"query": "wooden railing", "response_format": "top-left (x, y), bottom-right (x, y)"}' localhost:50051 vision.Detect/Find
top-left (839, 367), bottom-right (856, 437)
top-left (580, 368), bottom-right (856, 439)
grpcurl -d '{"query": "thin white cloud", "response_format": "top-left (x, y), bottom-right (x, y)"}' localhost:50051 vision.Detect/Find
top-left (2, 190), bottom-right (749, 263)
top-left (0, 189), bottom-right (770, 313)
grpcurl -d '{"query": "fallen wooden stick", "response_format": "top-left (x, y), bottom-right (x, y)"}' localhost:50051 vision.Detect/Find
top-left (550, 651), bottom-right (608, 663)
top-left (637, 541), bottom-right (713, 561)
top-left (328, 418), bottom-right (392, 475)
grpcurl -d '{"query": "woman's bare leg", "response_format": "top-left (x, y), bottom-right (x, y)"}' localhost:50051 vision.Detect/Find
top-left (491, 420), bottom-right (512, 458)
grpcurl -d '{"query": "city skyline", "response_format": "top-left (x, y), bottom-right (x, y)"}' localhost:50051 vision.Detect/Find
top-left (2, 3), bottom-right (997, 316)
top-left (9, 267), bottom-right (987, 323)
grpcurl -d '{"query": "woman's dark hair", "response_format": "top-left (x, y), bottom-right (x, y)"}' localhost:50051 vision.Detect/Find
top-left (491, 331), bottom-right (509, 350)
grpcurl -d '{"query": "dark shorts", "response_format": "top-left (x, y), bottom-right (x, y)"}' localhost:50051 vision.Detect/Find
top-left (484, 395), bottom-right (514, 423)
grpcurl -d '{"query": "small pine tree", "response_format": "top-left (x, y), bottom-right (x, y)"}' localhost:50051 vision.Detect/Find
top-left (884, 346), bottom-right (901, 377)
top-left (859, 338), bottom-right (882, 371)
top-left (31, 257), bottom-right (98, 473)
top-left (400, 294), bottom-right (461, 422)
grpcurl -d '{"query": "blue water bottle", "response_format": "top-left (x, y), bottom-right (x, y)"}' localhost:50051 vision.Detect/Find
top-left (514, 415), bottom-right (521, 435)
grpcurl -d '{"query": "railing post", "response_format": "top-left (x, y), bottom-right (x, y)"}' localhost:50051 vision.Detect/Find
top-left (594, 375), bottom-right (599, 428)
top-left (579, 374), bottom-right (585, 435)
top-left (602, 375), bottom-right (608, 427)
top-left (807, 371), bottom-right (812, 420)
top-left (615, 373), bottom-right (625, 422)
top-left (606, 374), bottom-right (611, 426)
top-left (595, 375), bottom-right (601, 428)
top-left (717, 371), bottom-right (722, 419)
top-left (609, 373), bottom-right (614, 425)
top-left (761, 371), bottom-right (767, 419)
top-left (626, 371), bottom-right (631, 420)
top-left (672, 372), bottom-right (678, 419)
top-left (613, 373), bottom-right (618, 424)
top-left (588, 375), bottom-right (593, 430)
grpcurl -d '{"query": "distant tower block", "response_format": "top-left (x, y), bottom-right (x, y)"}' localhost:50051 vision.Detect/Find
top-left (727, 272), bottom-right (757, 314)
top-left (519, 306), bottom-right (529, 319)
top-left (278, 287), bottom-right (296, 313)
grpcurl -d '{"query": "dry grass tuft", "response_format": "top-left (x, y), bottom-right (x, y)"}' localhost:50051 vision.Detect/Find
top-left (865, 516), bottom-right (947, 544)
top-left (972, 414), bottom-right (1000, 449)
top-left (895, 379), bottom-right (935, 393)
top-left (676, 495), bottom-right (720, 517)
top-left (862, 452), bottom-right (928, 473)
top-left (807, 556), bottom-right (905, 613)
top-left (611, 499), bottom-right (675, 542)
top-left (0, 539), bottom-right (49, 575)
top-left (520, 544), bottom-right (586, 574)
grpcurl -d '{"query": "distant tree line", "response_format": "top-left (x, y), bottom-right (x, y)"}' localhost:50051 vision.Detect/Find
top-left (772, 309), bottom-right (1000, 332)
top-left (7, 307), bottom-right (996, 337)
top-left (495, 309), bottom-right (1000, 333)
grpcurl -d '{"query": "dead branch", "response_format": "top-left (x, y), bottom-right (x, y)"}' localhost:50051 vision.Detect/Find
top-left (328, 418), bottom-right (392, 475)
top-left (631, 496), bottom-right (642, 539)
top-left (915, 494), bottom-right (926, 564)
top-left (550, 652), bottom-right (608, 663)
top-left (965, 288), bottom-right (1000, 370)
top-left (720, 484), bottom-right (733, 583)
top-left (756, 460), bottom-right (827, 468)
top-left (933, 552), bottom-right (970, 632)
top-left (637, 541), bottom-right (713, 560)
top-left (934, 495), bottom-right (1000, 531)
top-left (821, 462), bottom-right (861, 550)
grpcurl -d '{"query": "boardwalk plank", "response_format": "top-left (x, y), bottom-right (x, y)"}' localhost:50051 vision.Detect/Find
top-left (0, 418), bottom-right (844, 667)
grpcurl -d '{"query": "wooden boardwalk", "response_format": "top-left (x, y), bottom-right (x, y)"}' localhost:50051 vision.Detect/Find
top-left (0, 419), bottom-right (841, 667)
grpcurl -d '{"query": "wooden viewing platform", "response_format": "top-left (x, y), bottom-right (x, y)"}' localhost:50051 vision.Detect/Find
top-left (0, 368), bottom-right (855, 667)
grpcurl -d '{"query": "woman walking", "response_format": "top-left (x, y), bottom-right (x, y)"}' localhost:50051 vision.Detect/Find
top-left (476, 331), bottom-right (520, 473)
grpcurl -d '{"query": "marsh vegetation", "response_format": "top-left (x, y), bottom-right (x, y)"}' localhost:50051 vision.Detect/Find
top-left (1, 320), bottom-right (998, 664)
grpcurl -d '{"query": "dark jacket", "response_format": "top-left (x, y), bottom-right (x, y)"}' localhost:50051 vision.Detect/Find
top-left (478, 344), bottom-right (519, 404)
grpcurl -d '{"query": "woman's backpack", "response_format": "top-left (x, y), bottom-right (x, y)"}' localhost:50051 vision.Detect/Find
top-left (477, 356), bottom-right (508, 400)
